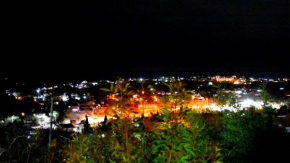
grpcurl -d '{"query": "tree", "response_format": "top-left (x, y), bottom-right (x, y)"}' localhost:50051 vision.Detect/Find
top-left (56, 100), bottom-right (67, 123)
top-left (83, 114), bottom-right (92, 133)
top-left (260, 83), bottom-right (270, 106)
top-left (213, 84), bottom-right (238, 109)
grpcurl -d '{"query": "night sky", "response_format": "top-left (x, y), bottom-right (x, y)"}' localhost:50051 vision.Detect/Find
top-left (2, 0), bottom-right (290, 83)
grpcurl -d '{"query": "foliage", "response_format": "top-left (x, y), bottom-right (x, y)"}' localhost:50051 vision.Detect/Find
top-left (3, 77), bottom-right (282, 163)
top-left (62, 116), bottom-right (143, 163)
top-left (213, 85), bottom-right (228, 107)
top-left (150, 107), bottom-right (221, 163)
top-left (61, 78), bottom-right (281, 163)
top-left (62, 78), bottom-right (222, 162)
top-left (219, 106), bottom-right (276, 162)
top-left (4, 125), bottom-right (49, 163)
top-left (163, 78), bottom-right (191, 110)
top-left (62, 107), bottom-right (222, 163)
top-left (100, 78), bottom-right (135, 116)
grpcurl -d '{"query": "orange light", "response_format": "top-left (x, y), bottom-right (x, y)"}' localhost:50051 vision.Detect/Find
top-left (109, 94), bottom-right (116, 100)
top-left (21, 112), bottom-right (25, 116)
top-left (153, 96), bottom-right (158, 101)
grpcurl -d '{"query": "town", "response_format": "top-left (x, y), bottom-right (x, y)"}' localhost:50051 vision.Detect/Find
top-left (1, 75), bottom-right (290, 162)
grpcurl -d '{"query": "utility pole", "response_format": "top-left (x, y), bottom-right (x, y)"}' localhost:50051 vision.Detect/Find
top-left (48, 95), bottom-right (53, 149)
top-left (141, 80), bottom-right (145, 118)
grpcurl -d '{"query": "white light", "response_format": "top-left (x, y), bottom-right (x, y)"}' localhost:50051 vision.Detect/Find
top-left (271, 103), bottom-right (281, 109)
top-left (62, 94), bottom-right (68, 102)
top-left (139, 78), bottom-right (143, 82)
top-left (208, 82), bottom-right (213, 85)
top-left (36, 89), bottom-right (40, 93)
top-left (72, 108), bottom-right (79, 112)
top-left (241, 99), bottom-right (254, 108)
top-left (102, 134), bottom-right (105, 138)
top-left (280, 87), bottom-right (284, 90)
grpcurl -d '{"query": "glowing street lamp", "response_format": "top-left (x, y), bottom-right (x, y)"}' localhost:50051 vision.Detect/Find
top-left (36, 88), bottom-right (41, 99)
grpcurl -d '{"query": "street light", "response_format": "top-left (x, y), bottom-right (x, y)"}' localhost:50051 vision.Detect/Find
top-left (36, 88), bottom-right (40, 98)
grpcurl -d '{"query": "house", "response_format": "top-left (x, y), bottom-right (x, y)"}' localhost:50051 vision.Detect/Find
top-left (277, 113), bottom-right (290, 133)
top-left (58, 124), bottom-right (75, 132)
top-left (285, 127), bottom-right (290, 133)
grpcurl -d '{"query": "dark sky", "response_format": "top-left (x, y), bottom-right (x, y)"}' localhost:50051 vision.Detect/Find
top-left (2, 0), bottom-right (290, 83)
